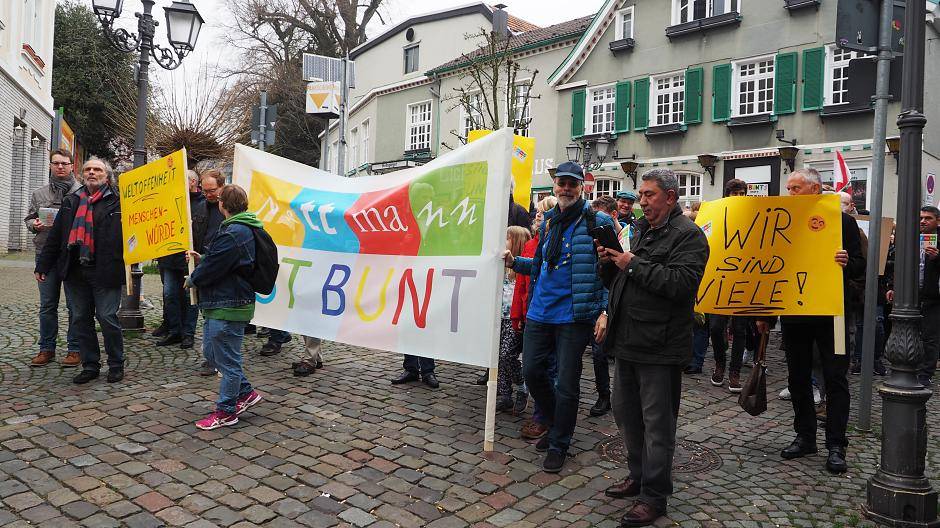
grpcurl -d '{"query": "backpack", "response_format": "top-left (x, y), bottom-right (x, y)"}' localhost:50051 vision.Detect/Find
top-left (247, 226), bottom-right (279, 295)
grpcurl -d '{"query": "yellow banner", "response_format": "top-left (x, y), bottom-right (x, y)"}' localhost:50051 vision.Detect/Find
top-left (468, 130), bottom-right (533, 208)
top-left (695, 194), bottom-right (844, 316)
top-left (119, 149), bottom-right (192, 265)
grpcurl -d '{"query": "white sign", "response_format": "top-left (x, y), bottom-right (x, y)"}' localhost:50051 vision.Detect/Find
top-left (305, 81), bottom-right (341, 117)
top-left (747, 183), bottom-right (769, 196)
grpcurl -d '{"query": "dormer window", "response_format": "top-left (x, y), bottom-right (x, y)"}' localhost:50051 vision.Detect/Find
top-left (673, 0), bottom-right (739, 25)
top-left (404, 44), bottom-right (419, 74)
top-left (616, 6), bottom-right (634, 40)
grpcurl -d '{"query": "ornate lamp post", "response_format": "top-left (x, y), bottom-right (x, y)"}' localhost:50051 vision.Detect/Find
top-left (92, 0), bottom-right (204, 331)
top-left (863, 0), bottom-right (939, 525)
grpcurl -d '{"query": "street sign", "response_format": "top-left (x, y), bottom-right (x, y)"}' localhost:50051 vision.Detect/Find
top-left (305, 82), bottom-right (341, 117)
top-left (836, 0), bottom-right (905, 55)
top-left (302, 53), bottom-right (355, 88)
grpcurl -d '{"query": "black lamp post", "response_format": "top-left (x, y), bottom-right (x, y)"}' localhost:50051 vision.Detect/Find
top-left (863, 0), bottom-right (940, 524)
top-left (92, 0), bottom-right (204, 331)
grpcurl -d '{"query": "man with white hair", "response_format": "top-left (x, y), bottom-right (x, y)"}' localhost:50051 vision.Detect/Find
top-left (35, 157), bottom-right (126, 384)
top-left (757, 168), bottom-right (864, 474)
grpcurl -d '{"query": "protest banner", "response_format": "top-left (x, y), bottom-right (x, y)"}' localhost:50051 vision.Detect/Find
top-left (468, 130), bottom-right (534, 209)
top-left (118, 149), bottom-right (192, 265)
top-left (232, 129), bottom-right (514, 370)
top-left (695, 194), bottom-right (844, 316)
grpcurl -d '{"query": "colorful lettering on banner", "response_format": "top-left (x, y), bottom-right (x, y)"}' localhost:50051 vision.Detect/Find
top-left (694, 194), bottom-right (844, 316)
top-left (232, 129), bottom-right (514, 368)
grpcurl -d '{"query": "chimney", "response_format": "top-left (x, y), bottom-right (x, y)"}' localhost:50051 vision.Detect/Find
top-left (493, 4), bottom-right (509, 38)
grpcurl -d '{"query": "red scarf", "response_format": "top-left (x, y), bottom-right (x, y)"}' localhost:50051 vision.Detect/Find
top-left (67, 186), bottom-right (106, 264)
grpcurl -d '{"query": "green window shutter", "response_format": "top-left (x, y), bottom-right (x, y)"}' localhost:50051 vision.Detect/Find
top-left (712, 63), bottom-right (732, 122)
top-left (684, 67), bottom-right (704, 124)
top-left (802, 47), bottom-right (825, 111)
top-left (633, 78), bottom-right (650, 131)
top-left (571, 89), bottom-right (586, 138)
top-left (614, 81), bottom-right (632, 133)
top-left (774, 52), bottom-right (798, 115)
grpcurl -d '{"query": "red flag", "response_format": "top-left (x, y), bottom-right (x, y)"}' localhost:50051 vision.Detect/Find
top-left (833, 151), bottom-right (852, 193)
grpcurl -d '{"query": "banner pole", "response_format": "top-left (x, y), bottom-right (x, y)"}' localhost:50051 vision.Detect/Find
top-left (125, 266), bottom-right (133, 296)
top-left (188, 258), bottom-right (197, 305)
top-left (483, 367), bottom-right (498, 452)
top-left (834, 315), bottom-right (846, 356)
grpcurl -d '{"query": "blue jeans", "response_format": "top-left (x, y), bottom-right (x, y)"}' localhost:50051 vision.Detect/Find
top-left (36, 256), bottom-right (79, 353)
top-left (64, 266), bottom-right (124, 372)
top-left (204, 318), bottom-right (252, 414)
top-left (161, 268), bottom-right (197, 337)
top-left (403, 355), bottom-right (435, 374)
top-left (268, 329), bottom-right (292, 345)
top-left (523, 319), bottom-right (593, 453)
top-left (691, 320), bottom-right (709, 370)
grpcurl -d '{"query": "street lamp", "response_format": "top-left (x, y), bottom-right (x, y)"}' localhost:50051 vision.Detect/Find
top-left (886, 135), bottom-right (901, 161)
top-left (863, 0), bottom-right (940, 524)
top-left (92, 0), bottom-right (204, 331)
top-left (566, 143), bottom-right (581, 164)
top-left (567, 135), bottom-right (613, 171)
top-left (697, 154), bottom-right (719, 186)
top-left (777, 146), bottom-right (800, 173)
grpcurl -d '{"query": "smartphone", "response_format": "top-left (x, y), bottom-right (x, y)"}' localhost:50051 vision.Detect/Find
top-left (590, 224), bottom-right (623, 253)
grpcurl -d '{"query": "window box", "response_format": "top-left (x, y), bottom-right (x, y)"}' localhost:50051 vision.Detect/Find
top-left (783, 0), bottom-right (820, 11)
top-left (609, 38), bottom-right (636, 53)
top-left (819, 103), bottom-right (873, 118)
top-left (727, 114), bottom-right (776, 127)
top-left (645, 123), bottom-right (687, 136)
top-left (665, 11), bottom-right (741, 39)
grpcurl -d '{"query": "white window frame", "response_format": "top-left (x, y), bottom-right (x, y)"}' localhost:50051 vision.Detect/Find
top-left (808, 158), bottom-right (872, 211)
top-left (330, 140), bottom-right (339, 173)
top-left (672, 0), bottom-right (741, 25)
top-left (348, 127), bottom-right (358, 171)
top-left (825, 45), bottom-right (865, 106)
top-left (23, 0), bottom-right (43, 54)
top-left (649, 71), bottom-right (686, 127)
top-left (677, 172), bottom-right (703, 203)
top-left (404, 44), bottom-right (420, 74)
top-left (732, 54), bottom-right (775, 118)
top-left (589, 178), bottom-right (622, 201)
top-left (587, 83), bottom-right (616, 135)
top-left (615, 6), bottom-right (634, 40)
top-left (460, 92), bottom-right (484, 139)
top-left (406, 100), bottom-right (433, 152)
top-left (360, 119), bottom-right (370, 165)
top-left (513, 80), bottom-right (532, 137)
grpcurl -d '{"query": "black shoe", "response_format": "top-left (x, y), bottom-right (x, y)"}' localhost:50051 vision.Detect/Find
top-left (156, 334), bottom-right (182, 346)
top-left (292, 360), bottom-right (318, 377)
top-left (589, 395), bottom-right (611, 417)
top-left (107, 369), bottom-right (124, 383)
top-left (422, 373), bottom-right (440, 389)
top-left (391, 371), bottom-right (419, 385)
top-left (495, 398), bottom-right (513, 413)
top-left (683, 365), bottom-right (703, 375)
top-left (826, 447), bottom-right (848, 473)
top-left (542, 449), bottom-right (566, 473)
top-left (73, 370), bottom-right (99, 384)
top-left (781, 437), bottom-right (818, 459)
top-left (874, 363), bottom-right (888, 376)
top-left (475, 371), bottom-right (489, 385)
top-left (199, 361), bottom-right (216, 377)
top-left (850, 362), bottom-right (861, 375)
top-left (179, 336), bottom-right (194, 349)
top-left (152, 324), bottom-right (169, 338)
top-left (535, 434), bottom-right (550, 452)
top-left (257, 327), bottom-right (271, 338)
top-left (259, 342), bottom-right (283, 357)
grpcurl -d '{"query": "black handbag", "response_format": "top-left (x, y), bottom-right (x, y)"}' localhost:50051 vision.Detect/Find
top-left (738, 331), bottom-right (769, 416)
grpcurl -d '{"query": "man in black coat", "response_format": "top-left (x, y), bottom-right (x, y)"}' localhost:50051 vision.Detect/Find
top-left (35, 158), bottom-right (126, 384)
top-left (757, 168), bottom-right (865, 474)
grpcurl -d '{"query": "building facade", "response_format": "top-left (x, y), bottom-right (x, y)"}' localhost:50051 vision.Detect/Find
top-left (0, 0), bottom-right (56, 253)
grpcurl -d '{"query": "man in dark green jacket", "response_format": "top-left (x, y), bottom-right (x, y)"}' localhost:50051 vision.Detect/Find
top-left (597, 169), bottom-right (709, 527)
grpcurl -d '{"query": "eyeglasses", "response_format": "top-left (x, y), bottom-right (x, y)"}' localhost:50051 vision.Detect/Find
top-left (50, 162), bottom-right (72, 167)
top-left (202, 187), bottom-right (220, 194)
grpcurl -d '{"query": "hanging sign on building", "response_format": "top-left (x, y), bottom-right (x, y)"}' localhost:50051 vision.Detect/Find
top-left (305, 81), bottom-right (341, 118)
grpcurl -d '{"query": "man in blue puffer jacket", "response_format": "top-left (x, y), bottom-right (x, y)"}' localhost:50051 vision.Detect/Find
top-left (503, 161), bottom-right (612, 473)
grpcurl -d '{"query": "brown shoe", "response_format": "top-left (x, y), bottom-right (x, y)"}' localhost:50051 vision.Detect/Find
top-left (30, 351), bottom-right (54, 367)
top-left (521, 420), bottom-right (548, 439)
top-left (728, 371), bottom-right (742, 393)
top-left (620, 500), bottom-right (665, 527)
top-left (605, 477), bottom-right (640, 498)
top-left (711, 365), bottom-right (725, 386)
top-left (61, 352), bottom-right (81, 367)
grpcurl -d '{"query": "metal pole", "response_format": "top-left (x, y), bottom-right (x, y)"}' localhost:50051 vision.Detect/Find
top-left (258, 91), bottom-right (268, 152)
top-left (337, 56), bottom-right (348, 176)
top-left (118, 0), bottom-right (155, 332)
top-left (856, 0), bottom-right (895, 432)
top-left (864, 0), bottom-right (940, 523)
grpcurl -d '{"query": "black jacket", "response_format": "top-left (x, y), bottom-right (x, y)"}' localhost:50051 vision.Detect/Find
top-left (35, 186), bottom-right (125, 289)
top-left (192, 200), bottom-right (225, 254)
top-left (157, 194), bottom-right (205, 271)
top-left (602, 205), bottom-right (709, 365)
top-left (509, 198), bottom-right (531, 230)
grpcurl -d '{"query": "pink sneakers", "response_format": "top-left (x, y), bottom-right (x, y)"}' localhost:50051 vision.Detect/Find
top-left (235, 390), bottom-right (262, 416)
top-left (195, 410), bottom-right (238, 430)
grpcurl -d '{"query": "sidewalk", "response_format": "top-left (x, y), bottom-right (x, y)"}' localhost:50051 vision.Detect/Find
top-left (0, 265), bottom-right (936, 527)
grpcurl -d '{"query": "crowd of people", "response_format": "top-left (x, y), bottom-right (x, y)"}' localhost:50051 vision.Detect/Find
top-left (23, 147), bottom-right (940, 527)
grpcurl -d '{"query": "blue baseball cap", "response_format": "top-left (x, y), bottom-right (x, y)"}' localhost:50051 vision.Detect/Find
top-left (553, 161), bottom-right (584, 181)
top-left (616, 191), bottom-right (637, 201)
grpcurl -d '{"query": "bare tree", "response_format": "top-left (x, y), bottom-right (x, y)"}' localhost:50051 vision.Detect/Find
top-left (441, 28), bottom-right (539, 149)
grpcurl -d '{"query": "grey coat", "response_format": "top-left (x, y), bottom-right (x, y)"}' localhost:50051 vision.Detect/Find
top-left (24, 179), bottom-right (82, 251)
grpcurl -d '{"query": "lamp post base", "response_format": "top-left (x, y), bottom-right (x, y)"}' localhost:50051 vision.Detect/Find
top-left (118, 265), bottom-right (145, 332)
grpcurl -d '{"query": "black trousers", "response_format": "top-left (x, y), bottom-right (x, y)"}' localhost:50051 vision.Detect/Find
top-left (709, 314), bottom-right (748, 373)
top-left (921, 302), bottom-right (940, 380)
top-left (781, 318), bottom-right (850, 448)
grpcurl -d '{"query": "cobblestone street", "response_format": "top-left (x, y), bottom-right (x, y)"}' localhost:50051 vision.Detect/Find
top-left (0, 256), bottom-right (938, 528)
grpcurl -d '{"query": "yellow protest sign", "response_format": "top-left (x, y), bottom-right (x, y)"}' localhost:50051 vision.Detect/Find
top-left (694, 194), bottom-right (844, 316)
top-left (468, 130), bottom-right (534, 208)
top-left (119, 149), bottom-right (192, 265)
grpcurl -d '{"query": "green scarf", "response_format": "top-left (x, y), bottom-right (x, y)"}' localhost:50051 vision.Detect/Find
top-left (222, 211), bottom-right (264, 229)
